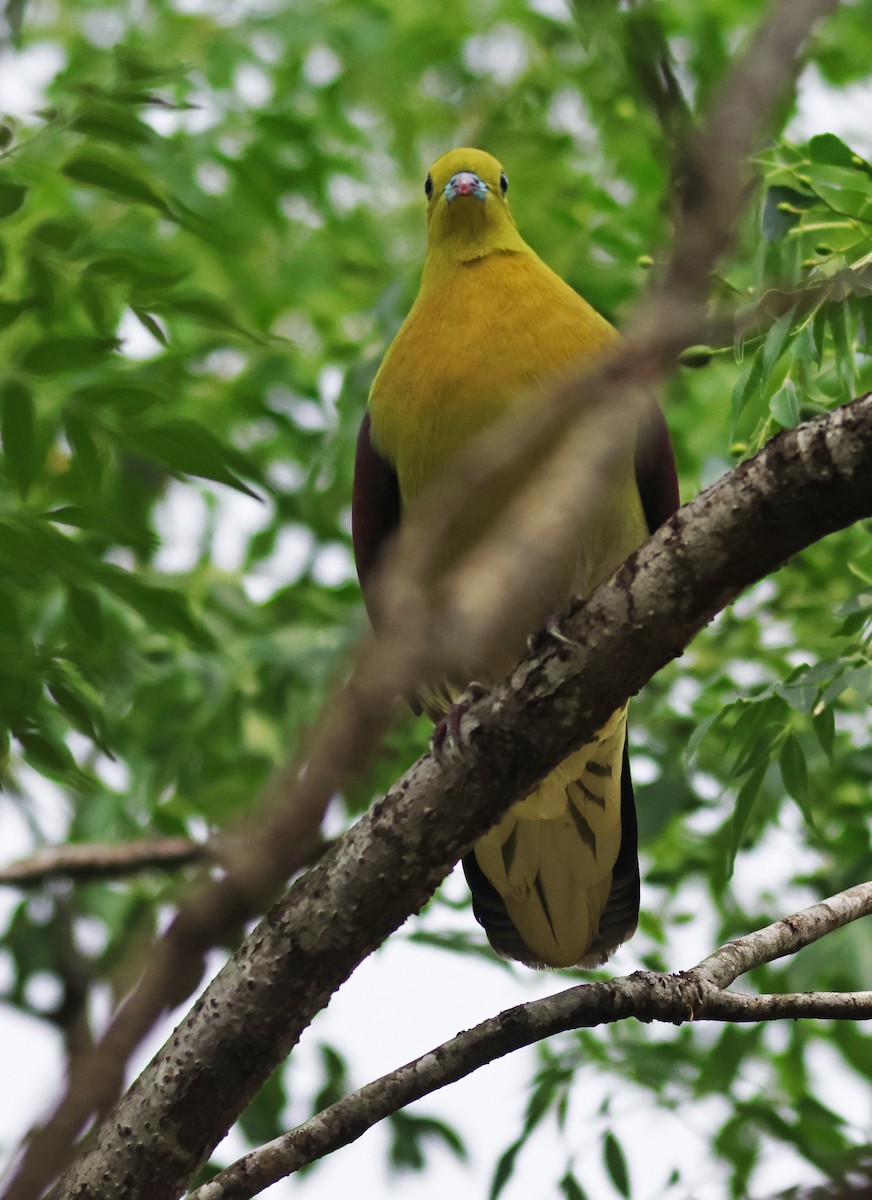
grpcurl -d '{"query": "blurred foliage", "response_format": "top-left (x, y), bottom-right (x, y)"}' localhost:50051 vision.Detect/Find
top-left (0, 1), bottom-right (871, 1198)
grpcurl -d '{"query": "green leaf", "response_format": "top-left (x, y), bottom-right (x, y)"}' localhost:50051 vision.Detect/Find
top-left (21, 335), bottom-right (118, 375)
top-left (731, 697), bottom-right (786, 777)
top-left (89, 251), bottom-right (190, 289)
top-left (312, 1044), bottom-right (348, 1113)
top-left (490, 1138), bottom-right (523, 1200)
top-left (47, 677), bottom-right (107, 748)
top-left (64, 415), bottom-right (103, 485)
top-left (725, 763), bottom-right (768, 880)
top-left (0, 179), bottom-right (27, 217)
top-left (602, 1131), bottom-right (631, 1199)
top-left (761, 307), bottom-right (796, 381)
top-left (685, 710), bottom-right (720, 763)
top-left (29, 219), bottom-right (84, 251)
top-left (1, 380), bottom-right (38, 498)
top-left (769, 380), bottom-right (800, 428)
top-left (154, 291), bottom-right (262, 339)
top-left (67, 585), bottom-right (104, 640)
top-left (127, 418), bottom-right (260, 498)
top-left (62, 152), bottom-right (171, 213)
top-left (236, 1069), bottom-right (287, 1147)
top-left (836, 587), bottom-right (872, 617)
top-left (810, 183), bottom-right (872, 223)
top-left (776, 662), bottom-right (842, 712)
top-left (823, 664), bottom-right (872, 704)
top-left (100, 568), bottom-right (212, 644)
top-left (830, 301), bottom-right (858, 391)
top-left (70, 100), bottom-right (155, 147)
top-left (762, 185), bottom-right (813, 243)
top-left (779, 733), bottom-right (816, 829)
top-left (811, 305), bottom-right (828, 363)
top-left (386, 1111), bottom-right (466, 1174)
top-left (72, 381), bottom-right (165, 415)
top-left (560, 1172), bottom-right (590, 1200)
top-left (17, 728), bottom-right (78, 778)
top-left (812, 705), bottom-right (835, 763)
top-left (131, 307), bottom-right (169, 346)
top-left (731, 350), bottom-right (764, 426)
top-left (808, 133), bottom-right (870, 171)
top-left (0, 299), bottom-right (32, 330)
top-left (44, 506), bottom-right (106, 531)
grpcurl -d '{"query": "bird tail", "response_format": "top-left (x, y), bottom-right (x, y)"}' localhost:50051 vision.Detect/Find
top-left (463, 708), bottom-right (639, 968)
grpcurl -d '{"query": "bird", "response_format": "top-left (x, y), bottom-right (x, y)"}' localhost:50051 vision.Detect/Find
top-left (352, 148), bottom-right (678, 969)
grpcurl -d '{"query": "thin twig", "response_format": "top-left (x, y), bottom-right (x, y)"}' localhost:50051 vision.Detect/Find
top-left (189, 883), bottom-right (872, 1200)
top-left (0, 839), bottom-right (207, 887)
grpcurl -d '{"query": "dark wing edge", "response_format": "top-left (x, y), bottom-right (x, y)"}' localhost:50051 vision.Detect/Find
top-left (583, 404), bottom-right (677, 966)
top-left (352, 411), bottom-right (402, 619)
top-left (635, 402), bottom-right (680, 534)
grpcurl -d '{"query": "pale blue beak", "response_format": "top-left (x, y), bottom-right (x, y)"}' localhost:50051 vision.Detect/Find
top-left (443, 171), bottom-right (489, 203)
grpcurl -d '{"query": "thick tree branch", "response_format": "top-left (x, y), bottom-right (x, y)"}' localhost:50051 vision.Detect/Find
top-left (0, 839), bottom-right (206, 887)
top-left (45, 391), bottom-right (872, 1200)
top-left (189, 883), bottom-right (872, 1200)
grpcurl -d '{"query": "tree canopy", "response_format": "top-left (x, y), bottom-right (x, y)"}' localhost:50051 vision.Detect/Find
top-left (0, 0), bottom-right (871, 1198)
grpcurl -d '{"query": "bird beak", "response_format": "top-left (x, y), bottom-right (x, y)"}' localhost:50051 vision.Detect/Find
top-left (443, 171), bottom-right (489, 203)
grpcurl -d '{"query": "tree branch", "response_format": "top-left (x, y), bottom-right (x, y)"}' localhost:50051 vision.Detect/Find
top-left (44, 391), bottom-right (872, 1200)
top-left (189, 883), bottom-right (872, 1200)
top-left (0, 839), bottom-right (206, 887)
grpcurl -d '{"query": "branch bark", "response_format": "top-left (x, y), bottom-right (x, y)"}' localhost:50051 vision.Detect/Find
top-left (0, 839), bottom-right (206, 887)
top-left (189, 882), bottom-right (872, 1200)
top-left (44, 390), bottom-right (872, 1200)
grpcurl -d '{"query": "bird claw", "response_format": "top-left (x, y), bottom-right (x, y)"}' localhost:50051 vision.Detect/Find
top-left (527, 614), bottom-right (577, 654)
top-left (431, 682), bottom-right (487, 759)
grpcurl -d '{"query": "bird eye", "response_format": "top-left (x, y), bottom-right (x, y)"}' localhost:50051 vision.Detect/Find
top-left (499, 172), bottom-right (508, 194)
top-left (424, 174), bottom-right (433, 198)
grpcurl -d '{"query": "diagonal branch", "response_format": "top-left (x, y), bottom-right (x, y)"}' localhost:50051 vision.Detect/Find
top-left (49, 391), bottom-right (872, 1200)
top-left (188, 883), bottom-right (872, 1200)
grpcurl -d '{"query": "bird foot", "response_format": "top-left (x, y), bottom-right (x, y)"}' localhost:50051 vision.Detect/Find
top-left (431, 682), bottom-right (488, 759)
top-left (527, 613), bottom-right (578, 654)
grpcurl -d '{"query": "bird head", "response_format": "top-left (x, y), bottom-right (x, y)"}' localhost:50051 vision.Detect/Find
top-left (423, 148), bottom-right (525, 263)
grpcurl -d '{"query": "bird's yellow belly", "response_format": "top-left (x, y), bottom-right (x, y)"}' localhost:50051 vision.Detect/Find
top-left (370, 309), bottom-right (648, 684)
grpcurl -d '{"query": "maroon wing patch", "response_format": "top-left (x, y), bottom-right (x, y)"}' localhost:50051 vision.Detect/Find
top-left (635, 403), bottom-right (679, 534)
top-left (352, 412), bottom-right (402, 615)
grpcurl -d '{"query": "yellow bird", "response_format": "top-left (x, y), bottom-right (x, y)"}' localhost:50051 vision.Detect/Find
top-left (352, 148), bottom-right (678, 968)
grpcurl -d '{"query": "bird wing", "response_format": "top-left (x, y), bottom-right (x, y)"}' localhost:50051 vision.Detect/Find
top-left (635, 401), bottom-right (680, 536)
top-left (351, 411), bottom-right (402, 619)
